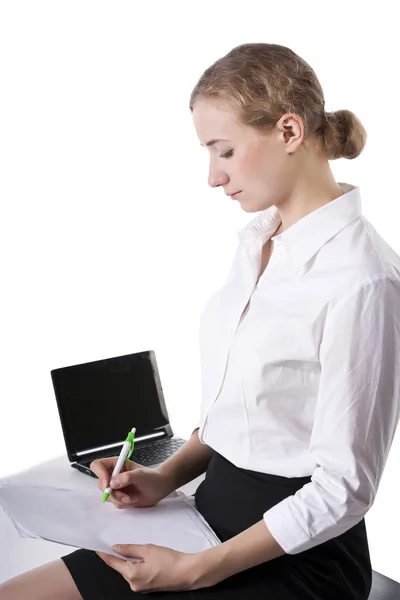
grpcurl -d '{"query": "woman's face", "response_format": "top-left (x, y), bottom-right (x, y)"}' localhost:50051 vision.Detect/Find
top-left (192, 98), bottom-right (304, 213)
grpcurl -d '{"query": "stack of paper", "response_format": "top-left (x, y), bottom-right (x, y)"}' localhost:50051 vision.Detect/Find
top-left (0, 482), bottom-right (221, 561)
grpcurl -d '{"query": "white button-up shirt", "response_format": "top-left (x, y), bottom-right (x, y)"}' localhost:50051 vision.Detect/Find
top-left (195, 182), bottom-right (400, 554)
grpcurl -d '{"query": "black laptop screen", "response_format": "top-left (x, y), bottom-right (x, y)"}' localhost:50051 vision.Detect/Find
top-left (51, 351), bottom-right (169, 458)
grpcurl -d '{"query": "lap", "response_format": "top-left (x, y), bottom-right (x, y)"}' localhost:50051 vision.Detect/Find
top-left (61, 548), bottom-right (323, 600)
top-left (60, 452), bottom-right (371, 599)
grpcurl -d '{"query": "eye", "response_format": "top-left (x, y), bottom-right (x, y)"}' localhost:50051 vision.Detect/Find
top-left (219, 150), bottom-right (234, 159)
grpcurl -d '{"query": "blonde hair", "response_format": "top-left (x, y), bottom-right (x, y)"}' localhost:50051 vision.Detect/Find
top-left (189, 43), bottom-right (367, 160)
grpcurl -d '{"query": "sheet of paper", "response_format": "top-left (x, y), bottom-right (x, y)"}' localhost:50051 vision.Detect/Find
top-left (0, 482), bottom-right (221, 561)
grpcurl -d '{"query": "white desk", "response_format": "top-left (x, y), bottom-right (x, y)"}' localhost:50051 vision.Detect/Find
top-left (0, 455), bottom-right (206, 584)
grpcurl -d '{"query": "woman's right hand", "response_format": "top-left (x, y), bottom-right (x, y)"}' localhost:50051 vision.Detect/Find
top-left (90, 457), bottom-right (174, 510)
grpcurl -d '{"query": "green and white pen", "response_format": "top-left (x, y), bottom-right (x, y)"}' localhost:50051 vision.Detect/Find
top-left (102, 427), bottom-right (136, 503)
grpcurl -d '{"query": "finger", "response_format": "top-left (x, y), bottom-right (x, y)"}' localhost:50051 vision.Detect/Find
top-left (96, 552), bottom-right (126, 571)
top-left (109, 471), bottom-right (134, 489)
top-left (90, 460), bottom-right (112, 490)
top-left (108, 491), bottom-right (135, 508)
top-left (112, 544), bottom-right (146, 559)
top-left (91, 457), bottom-right (121, 490)
top-left (97, 552), bottom-right (138, 581)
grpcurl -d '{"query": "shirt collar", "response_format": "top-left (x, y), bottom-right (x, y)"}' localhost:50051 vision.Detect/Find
top-left (237, 182), bottom-right (362, 271)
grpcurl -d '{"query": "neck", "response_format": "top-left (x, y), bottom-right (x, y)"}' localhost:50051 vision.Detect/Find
top-left (276, 154), bottom-right (344, 235)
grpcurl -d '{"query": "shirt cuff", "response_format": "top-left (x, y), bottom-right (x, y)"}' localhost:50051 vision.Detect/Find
top-left (263, 497), bottom-right (312, 555)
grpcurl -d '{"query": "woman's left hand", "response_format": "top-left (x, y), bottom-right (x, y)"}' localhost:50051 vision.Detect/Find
top-left (96, 543), bottom-right (209, 593)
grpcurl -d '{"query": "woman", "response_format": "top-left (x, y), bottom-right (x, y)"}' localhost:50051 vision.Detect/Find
top-left (2, 42), bottom-right (400, 599)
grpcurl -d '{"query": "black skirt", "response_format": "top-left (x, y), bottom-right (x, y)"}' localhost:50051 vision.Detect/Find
top-left (61, 450), bottom-right (372, 599)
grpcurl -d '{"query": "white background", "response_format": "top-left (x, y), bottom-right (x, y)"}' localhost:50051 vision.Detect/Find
top-left (1, 0), bottom-right (399, 583)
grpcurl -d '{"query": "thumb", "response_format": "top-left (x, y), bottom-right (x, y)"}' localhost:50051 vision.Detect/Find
top-left (110, 468), bottom-right (139, 489)
top-left (112, 544), bottom-right (146, 559)
top-left (126, 460), bottom-right (142, 470)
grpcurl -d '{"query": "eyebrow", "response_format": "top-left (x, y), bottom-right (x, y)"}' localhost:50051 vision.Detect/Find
top-left (200, 138), bottom-right (229, 147)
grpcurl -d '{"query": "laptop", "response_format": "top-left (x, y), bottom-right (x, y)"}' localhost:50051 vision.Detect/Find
top-left (50, 350), bottom-right (186, 479)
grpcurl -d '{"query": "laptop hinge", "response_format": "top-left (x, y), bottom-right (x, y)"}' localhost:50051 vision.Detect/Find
top-left (75, 430), bottom-right (169, 459)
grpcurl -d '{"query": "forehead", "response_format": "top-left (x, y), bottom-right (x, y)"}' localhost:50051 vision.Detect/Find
top-left (192, 99), bottom-right (245, 146)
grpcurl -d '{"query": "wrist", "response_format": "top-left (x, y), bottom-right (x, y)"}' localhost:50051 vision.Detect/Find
top-left (154, 463), bottom-right (178, 495)
top-left (188, 546), bottom-right (228, 589)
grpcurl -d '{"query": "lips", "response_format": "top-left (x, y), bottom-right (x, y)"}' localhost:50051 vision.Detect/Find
top-left (230, 191), bottom-right (242, 198)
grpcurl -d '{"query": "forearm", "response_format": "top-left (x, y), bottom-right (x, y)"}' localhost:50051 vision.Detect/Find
top-left (156, 427), bottom-right (213, 493)
top-left (195, 519), bottom-right (286, 587)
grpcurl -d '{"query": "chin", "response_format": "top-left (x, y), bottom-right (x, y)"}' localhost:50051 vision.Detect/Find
top-left (241, 206), bottom-right (259, 213)
top-left (240, 200), bottom-right (271, 213)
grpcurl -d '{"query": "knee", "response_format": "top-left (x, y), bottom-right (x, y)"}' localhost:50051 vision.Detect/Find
top-left (0, 576), bottom-right (20, 599)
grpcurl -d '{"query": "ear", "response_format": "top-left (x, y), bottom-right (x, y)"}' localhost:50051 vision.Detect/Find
top-left (276, 113), bottom-right (304, 154)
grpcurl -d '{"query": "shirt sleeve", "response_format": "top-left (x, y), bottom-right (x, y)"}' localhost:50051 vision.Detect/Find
top-left (262, 276), bottom-right (400, 554)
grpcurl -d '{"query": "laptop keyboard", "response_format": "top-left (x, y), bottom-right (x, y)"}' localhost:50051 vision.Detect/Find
top-left (131, 437), bottom-right (186, 465)
top-left (81, 437), bottom-right (186, 469)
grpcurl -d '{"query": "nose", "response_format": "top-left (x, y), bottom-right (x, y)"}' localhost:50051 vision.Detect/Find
top-left (208, 163), bottom-right (229, 189)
